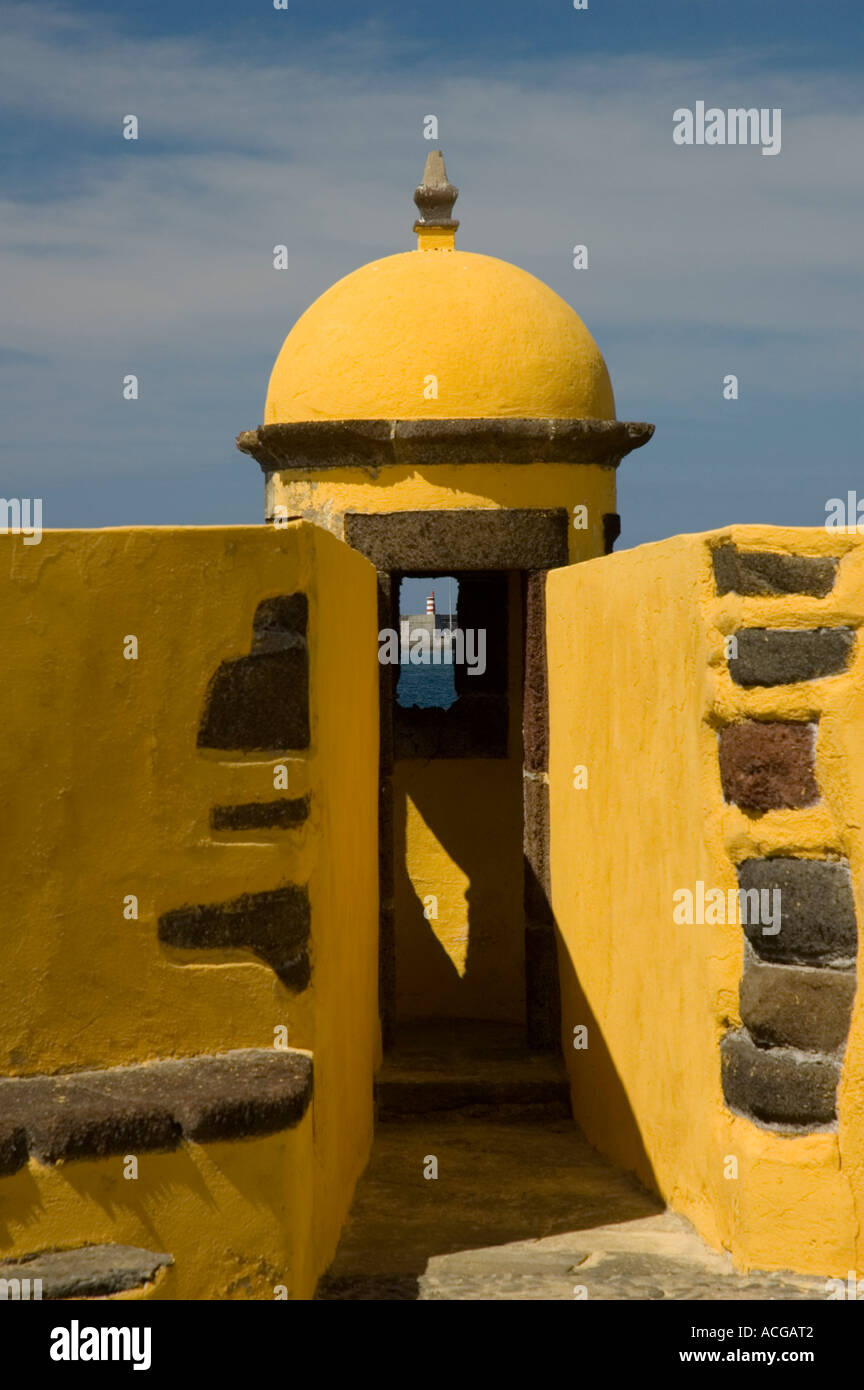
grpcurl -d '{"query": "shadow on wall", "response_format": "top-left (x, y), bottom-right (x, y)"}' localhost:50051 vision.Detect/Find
top-left (392, 767), bottom-right (525, 1024)
top-left (556, 942), bottom-right (659, 1198)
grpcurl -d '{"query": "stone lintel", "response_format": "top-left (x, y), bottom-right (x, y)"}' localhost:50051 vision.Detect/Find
top-left (344, 508), bottom-right (569, 571)
top-left (236, 418), bottom-right (655, 473)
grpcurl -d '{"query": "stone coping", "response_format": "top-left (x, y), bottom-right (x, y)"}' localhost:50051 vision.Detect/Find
top-left (0, 1048), bottom-right (313, 1174)
top-left (236, 418), bottom-right (655, 473)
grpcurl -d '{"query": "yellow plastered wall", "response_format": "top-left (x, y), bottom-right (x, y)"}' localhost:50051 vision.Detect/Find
top-left (268, 461), bottom-right (615, 566)
top-left (0, 523), bottom-right (379, 1298)
top-left (547, 524), bottom-right (864, 1276)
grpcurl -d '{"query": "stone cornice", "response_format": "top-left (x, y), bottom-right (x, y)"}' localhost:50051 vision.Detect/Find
top-left (236, 418), bottom-right (655, 473)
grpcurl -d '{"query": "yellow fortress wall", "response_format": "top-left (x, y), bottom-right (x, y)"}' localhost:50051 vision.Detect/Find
top-left (0, 522), bottom-right (379, 1299)
top-left (547, 524), bottom-right (864, 1275)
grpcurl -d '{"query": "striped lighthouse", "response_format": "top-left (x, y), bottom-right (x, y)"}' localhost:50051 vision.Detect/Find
top-left (426, 593), bottom-right (435, 615)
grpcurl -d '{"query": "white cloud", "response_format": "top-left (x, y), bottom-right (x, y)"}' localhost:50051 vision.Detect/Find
top-left (0, 1), bottom-right (860, 492)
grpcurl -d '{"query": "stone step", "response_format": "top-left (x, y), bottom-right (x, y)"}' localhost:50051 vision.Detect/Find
top-left (316, 1117), bottom-right (826, 1302)
top-left (0, 1245), bottom-right (173, 1300)
top-left (375, 1021), bottom-right (571, 1119)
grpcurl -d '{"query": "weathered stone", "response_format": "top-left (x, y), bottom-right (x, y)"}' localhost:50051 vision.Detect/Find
top-left (210, 795), bottom-right (309, 832)
top-left (413, 150), bottom-right (459, 230)
top-left (739, 962), bottom-right (856, 1052)
top-left (317, 1100), bottom-right (828, 1301)
top-left (0, 1245), bottom-right (173, 1299)
top-left (523, 776), bottom-right (551, 909)
top-left (719, 721), bottom-right (818, 812)
top-left (522, 571), bottom-right (548, 773)
top-left (720, 1031), bottom-right (839, 1127)
top-left (198, 593), bottom-right (309, 751)
top-left (712, 544), bottom-right (838, 597)
top-left (0, 1049), bottom-right (313, 1171)
top-left (250, 594), bottom-right (308, 651)
top-left (730, 628), bottom-right (854, 687)
top-left (237, 418), bottom-right (655, 473)
top-left (344, 509), bottom-right (569, 571)
top-left (0, 1125), bottom-right (28, 1178)
top-left (375, 1024), bottom-right (570, 1118)
top-left (737, 858), bottom-right (857, 965)
top-left (158, 885), bottom-right (310, 988)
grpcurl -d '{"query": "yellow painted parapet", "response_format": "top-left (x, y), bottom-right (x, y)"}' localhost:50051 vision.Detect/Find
top-left (0, 523), bottom-right (379, 1299)
top-left (547, 524), bottom-right (864, 1276)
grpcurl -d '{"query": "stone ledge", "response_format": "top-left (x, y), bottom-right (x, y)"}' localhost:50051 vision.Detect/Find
top-left (236, 418), bottom-right (655, 472)
top-left (720, 1031), bottom-right (840, 1128)
top-left (0, 1048), bottom-right (313, 1174)
top-left (730, 628), bottom-right (854, 687)
top-left (712, 544), bottom-right (838, 597)
top-left (0, 1245), bottom-right (173, 1300)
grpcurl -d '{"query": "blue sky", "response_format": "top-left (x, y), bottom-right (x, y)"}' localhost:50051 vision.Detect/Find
top-left (1, 0), bottom-right (861, 548)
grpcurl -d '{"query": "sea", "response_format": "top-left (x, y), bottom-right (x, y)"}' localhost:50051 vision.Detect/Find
top-left (396, 661), bottom-right (458, 710)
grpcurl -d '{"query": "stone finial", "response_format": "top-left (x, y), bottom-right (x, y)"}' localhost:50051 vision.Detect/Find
top-left (413, 150), bottom-right (459, 234)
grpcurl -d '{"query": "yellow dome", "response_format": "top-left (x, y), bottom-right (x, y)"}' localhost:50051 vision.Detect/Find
top-left (264, 247), bottom-right (615, 424)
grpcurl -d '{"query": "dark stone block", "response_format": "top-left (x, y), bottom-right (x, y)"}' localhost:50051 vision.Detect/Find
top-left (712, 545), bottom-right (838, 598)
top-left (0, 1049), bottom-right (313, 1171)
top-left (250, 594), bottom-right (308, 650)
top-left (740, 962), bottom-right (856, 1052)
top-left (159, 885), bottom-right (310, 989)
top-left (198, 594), bottom-right (309, 751)
top-left (172, 1050), bottom-right (312, 1143)
top-left (345, 509), bottom-right (570, 571)
top-left (394, 693), bottom-right (508, 759)
top-left (730, 628), bottom-right (854, 687)
top-left (210, 795), bottom-right (309, 832)
top-left (602, 513), bottom-right (621, 554)
top-left (719, 721), bottom-right (818, 812)
top-left (0, 1245), bottom-right (174, 1300)
top-left (525, 920), bottom-right (561, 1052)
top-left (237, 418), bottom-right (655, 473)
top-left (720, 1031), bottom-right (840, 1127)
top-left (737, 858), bottom-right (857, 965)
